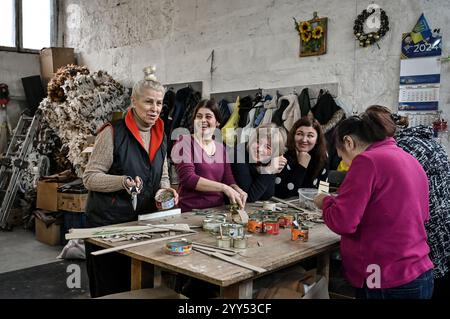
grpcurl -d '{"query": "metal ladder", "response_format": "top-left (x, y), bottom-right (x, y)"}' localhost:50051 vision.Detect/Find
top-left (0, 112), bottom-right (41, 230)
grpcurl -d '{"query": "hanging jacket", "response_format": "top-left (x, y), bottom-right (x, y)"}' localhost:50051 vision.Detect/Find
top-left (298, 88), bottom-right (312, 117)
top-left (221, 96), bottom-right (240, 147)
top-left (312, 92), bottom-right (345, 170)
top-left (260, 96), bottom-right (277, 126)
top-left (179, 90), bottom-right (201, 132)
top-left (218, 99), bottom-right (231, 126)
top-left (271, 98), bottom-right (290, 128)
top-left (237, 96), bottom-right (253, 128)
top-left (161, 89), bottom-right (176, 137)
top-left (281, 94), bottom-right (302, 132)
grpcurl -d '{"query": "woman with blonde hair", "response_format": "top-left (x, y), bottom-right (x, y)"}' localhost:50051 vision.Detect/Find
top-left (83, 66), bottom-right (178, 297)
top-left (231, 123), bottom-right (287, 202)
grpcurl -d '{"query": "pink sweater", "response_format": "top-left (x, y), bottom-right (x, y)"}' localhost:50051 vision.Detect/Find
top-left (322, 138), bottom-right (433, 288)
top-left (172, 135), bottom-right (236, 212)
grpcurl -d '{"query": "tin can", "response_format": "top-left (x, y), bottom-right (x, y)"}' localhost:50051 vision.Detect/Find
top-left (203, 214), bottom-right (227, 234)
top-left (278, 215), bottom-right (286, 228)
top-left (222, 223), bottom-right (244, 239)
top-left (263, 220), bottom-right (279, 235)
top-left (166, 240), bottom-right (192, 256)
top-left (291, 227), bottom-right (309, 242)
top-left (217, 236), bottom-right (232, 248)
top-left (233, 237), bottom-right (248, 249)
top-left (283, 215), bottom-right (294, 228)
top-left (247, 219), bottom-right (263, 233)
top-left (154, 189), bottom-right (175, 210)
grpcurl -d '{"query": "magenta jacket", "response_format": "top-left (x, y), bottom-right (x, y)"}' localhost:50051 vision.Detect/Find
top-left (322, 138), bottom-right (433, 288)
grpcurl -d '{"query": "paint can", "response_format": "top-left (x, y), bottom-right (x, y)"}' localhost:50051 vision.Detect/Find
top-left (217, 236), bottom-right (232, 248)
top-left (154, 189), bottom-right (175, 210)
top-left (166, 240), bottom-right (192, 256)
top-left (263, 220), bottom-right (279, 235)
top-left (247, 218), bottom-right (263, 233)
top-left (233, 237), bottom-right (248, 249)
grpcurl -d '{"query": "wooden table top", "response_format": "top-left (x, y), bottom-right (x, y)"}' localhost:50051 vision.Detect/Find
top-left (87, 207), bottom-right (340, 287)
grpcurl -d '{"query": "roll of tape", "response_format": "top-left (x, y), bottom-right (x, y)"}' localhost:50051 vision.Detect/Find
top-left (263, 202), bottom-right (276, 211)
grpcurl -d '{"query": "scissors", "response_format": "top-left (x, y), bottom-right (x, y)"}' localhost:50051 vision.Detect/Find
top-left (126, 176), bottom-right (143, 211)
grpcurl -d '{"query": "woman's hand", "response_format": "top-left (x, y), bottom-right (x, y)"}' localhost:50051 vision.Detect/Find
top-left (231, 184), bottom-right (248, 208)
top-left (124, 176), bottom-right (143, 190)
top-left (296, 151), bottom-right (311, 168)
top-left (162, 187), bottom-right (179, 205)
top-left (274, 155), bottom-right (287, 174)
top-left (257, 156), bottom-right (287, 174)
top-left (314, 193), bottom-right (328, 210)
top-left (223, 184), bottom-right (244, 208)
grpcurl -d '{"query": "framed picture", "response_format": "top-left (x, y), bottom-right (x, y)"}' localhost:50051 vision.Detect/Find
top-left (295, 13), bottom-right (328, 57)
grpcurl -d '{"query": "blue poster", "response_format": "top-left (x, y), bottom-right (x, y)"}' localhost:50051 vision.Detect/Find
top-left (401, 33), bottom-right (442, 59)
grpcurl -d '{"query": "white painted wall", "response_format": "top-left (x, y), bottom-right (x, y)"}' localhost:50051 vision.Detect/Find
top-left (61, 0), bottom-right (450, 117)
top-left (0, 51), bottom-right (41, 127)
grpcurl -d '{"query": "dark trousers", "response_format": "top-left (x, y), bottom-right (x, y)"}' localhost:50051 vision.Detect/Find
top-left (85, 241), bottom-right (131, 298)
top-left (355, 269), bottom-right (434, 299)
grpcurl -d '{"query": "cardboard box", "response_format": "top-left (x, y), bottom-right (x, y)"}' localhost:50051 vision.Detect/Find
top-left (40, 47), bottom-right (76, 82)
top-left (57, 192), bottom-right (88, 213)
top-left (36, 181), bottom-right (63, 212)
top-left (35, 217), bottom-right (60, 246)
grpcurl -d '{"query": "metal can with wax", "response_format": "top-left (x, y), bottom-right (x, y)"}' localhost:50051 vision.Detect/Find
top-left (155, 189), bottom-right (175, 210)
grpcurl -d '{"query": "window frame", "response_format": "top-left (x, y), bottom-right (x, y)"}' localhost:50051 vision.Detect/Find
top-left (0, 0), bottom-right (58, 53)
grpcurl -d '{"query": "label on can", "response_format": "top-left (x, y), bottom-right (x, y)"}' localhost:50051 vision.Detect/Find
top-left (264, 220), bottom-right (279, 235)
top-left (166, 240), bottom-right (192, 256)
top-left (247, 219), bottom-right (263, 233)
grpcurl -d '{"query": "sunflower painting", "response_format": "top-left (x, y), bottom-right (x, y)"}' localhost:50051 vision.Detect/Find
top-left (294, 13), bottom-right (327, 57)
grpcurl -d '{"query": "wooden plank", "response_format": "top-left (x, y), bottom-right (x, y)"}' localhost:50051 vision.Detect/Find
top-left (221, 280), bottom-right (253, 299)
top-left (131, 259), bottom-right (155, 290)
top-left (91, 233), bottom-right (196, 256)
top-left (317, 251), bottom-right (331, 282)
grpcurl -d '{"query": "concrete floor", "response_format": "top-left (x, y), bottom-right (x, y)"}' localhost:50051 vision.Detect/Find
top-left (0, 227), bottom-right (61, 274)
top-left (0, 227), bottom-right (90, 298)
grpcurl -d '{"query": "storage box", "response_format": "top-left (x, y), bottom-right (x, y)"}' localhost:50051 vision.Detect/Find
top-left (57, 192), bottom-right (88, 213)
top-left (36, 181), bottom-right (63, 212)
top-left (35, 217), bottom-right (61, 246)
top-left (40, 47), bottom-right (76, 83)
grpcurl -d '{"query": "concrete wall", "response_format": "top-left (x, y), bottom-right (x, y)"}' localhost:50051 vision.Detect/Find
top-left (0, 51), bottom-right (41, 127)
top-left (60, 0), bottom-right (450, 117)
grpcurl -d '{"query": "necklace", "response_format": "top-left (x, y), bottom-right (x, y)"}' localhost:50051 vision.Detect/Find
top-left (194, 135), bottom-right (216, 156)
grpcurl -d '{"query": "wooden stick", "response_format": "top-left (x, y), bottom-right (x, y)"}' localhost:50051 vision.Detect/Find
top-left (193, 248), bottom-right (267, 273)
top-left (192, 241), bottom-right (237, 254)
top-left (192, 245), bottom-right (236, 256)
top-left (91, 233), bottom-right (196, 256)
top-left (271, 196), bottom-right (304, 211)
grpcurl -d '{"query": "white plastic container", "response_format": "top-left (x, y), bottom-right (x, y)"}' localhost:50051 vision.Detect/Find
top-left (298, 188), bottom-right (320, 211)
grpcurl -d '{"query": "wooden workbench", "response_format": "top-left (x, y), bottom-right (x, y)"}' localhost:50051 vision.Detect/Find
top-left (87, 209), bottom-right (340, 299)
